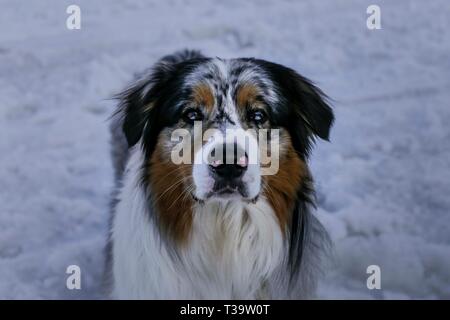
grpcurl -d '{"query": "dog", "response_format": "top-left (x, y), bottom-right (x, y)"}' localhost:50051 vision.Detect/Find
top-left (106, 50), bottom-right (334, 299)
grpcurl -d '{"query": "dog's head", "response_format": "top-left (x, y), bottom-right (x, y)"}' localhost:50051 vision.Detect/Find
top-left (117, 50), bottom-right (333, 244)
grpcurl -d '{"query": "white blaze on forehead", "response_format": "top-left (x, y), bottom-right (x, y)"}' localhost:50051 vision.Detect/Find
top-left (212, 58), bottom-right (229, 80)
top-left (223, 96), bottom-right (241, 127)
top-left (212, 58), bottom-right (243, 126)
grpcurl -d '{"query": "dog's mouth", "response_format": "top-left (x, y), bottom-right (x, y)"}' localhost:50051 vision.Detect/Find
top-left (191, 186), bottom-right (259, 204)
top-left (210, 181), bottom-right (247, 199)
top-left (213, 186), bottom-right (243, 197)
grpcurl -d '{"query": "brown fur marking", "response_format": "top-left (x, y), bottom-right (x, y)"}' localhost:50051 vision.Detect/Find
top-left (147, 143), bottom-right (194, 245)
top-left (262, 141), bottom-right (308, 232)
top-left (192, 83), bottom-right (215, 113)
top-left (236, 84), bottom-right (260, 109)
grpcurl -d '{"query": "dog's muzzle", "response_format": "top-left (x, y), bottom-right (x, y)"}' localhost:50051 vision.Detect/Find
top-left (208, 142), bottom-right (249, 198)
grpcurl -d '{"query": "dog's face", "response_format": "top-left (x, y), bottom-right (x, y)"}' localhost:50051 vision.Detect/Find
top-left (118, 52), bottom-right (333, 243)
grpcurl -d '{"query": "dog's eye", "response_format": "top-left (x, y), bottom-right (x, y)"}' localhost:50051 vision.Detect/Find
top-left (183, 108), bottom-right (204, 122)
top-left (248, 110), bottom-right (267, 125)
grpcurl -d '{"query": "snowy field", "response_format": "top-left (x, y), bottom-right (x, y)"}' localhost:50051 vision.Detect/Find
top-left (0, 0), bottom-right (449, 299)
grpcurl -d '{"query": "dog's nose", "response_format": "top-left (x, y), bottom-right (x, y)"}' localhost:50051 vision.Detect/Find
top-left (209, 143), bottom-right (248, 179)
top-left (210, 160), bottom-right (247, 179)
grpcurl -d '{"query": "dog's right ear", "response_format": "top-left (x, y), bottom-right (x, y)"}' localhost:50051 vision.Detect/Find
top-left (115, 49), bottom-right (206, 147)
top-left (116, 61), bottom-right (175, 148)
top-left (116, 84), bottom-right (151, 148)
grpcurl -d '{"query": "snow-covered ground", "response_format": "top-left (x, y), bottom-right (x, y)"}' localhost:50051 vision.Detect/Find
top-left (0, 0), bottom-right (449, 299)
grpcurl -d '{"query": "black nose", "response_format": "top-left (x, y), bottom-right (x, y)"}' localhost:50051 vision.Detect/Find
top-left (210, 162), bottom-right (247, 179)
top-left (209, 143), bottom-right (248, 179)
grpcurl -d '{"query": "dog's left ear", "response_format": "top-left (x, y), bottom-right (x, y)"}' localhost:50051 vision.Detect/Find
top-left (255, 60), bottom-right (334, 141)
top-left (289, 72), bottom-right (334, 141)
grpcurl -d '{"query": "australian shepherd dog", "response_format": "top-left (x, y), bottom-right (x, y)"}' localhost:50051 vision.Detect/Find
top-left (106, 50), bottom-right (334, 299)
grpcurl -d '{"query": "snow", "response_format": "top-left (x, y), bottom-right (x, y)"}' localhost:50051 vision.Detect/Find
top-left (0, 0), bottom-right (449, 299)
